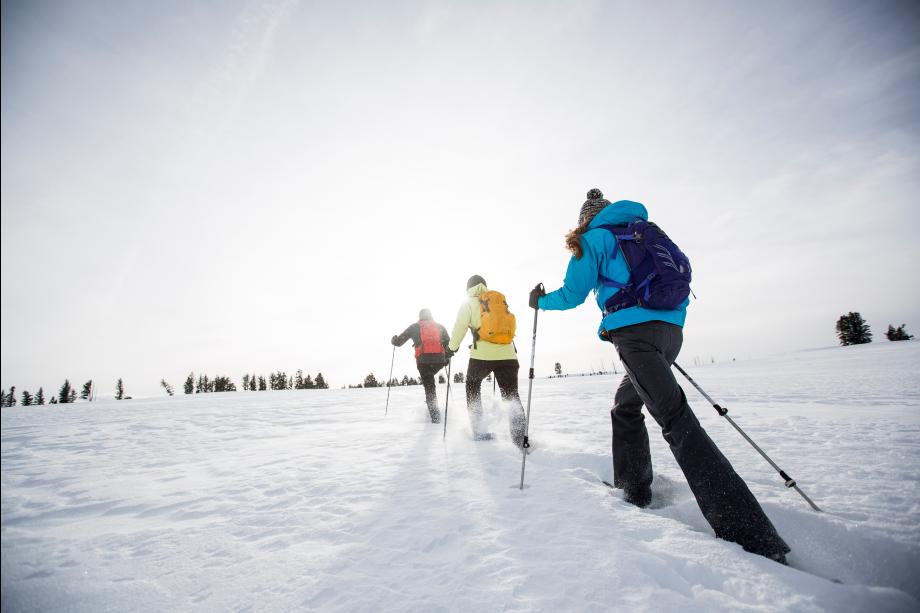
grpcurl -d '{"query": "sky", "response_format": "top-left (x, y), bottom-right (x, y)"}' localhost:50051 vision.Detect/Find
top-left (2, 0), bottom-right (919, 398)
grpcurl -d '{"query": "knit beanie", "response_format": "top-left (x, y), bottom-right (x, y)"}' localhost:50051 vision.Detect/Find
top-left (466, 275), bottom-right (487, 289)
top-left (578, 188), bottom-right (611, 226)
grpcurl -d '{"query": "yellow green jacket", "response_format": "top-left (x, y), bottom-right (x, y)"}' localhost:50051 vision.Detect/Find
top-left (448, 283), bottom-right (519, 361)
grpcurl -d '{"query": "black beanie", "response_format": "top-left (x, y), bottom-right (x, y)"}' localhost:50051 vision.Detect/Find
top-left (466, 275), bottom-right (486, 289)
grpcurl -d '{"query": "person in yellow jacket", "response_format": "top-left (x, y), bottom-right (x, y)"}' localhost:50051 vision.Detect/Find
top-left (447, 275), bottom-right (526, 446)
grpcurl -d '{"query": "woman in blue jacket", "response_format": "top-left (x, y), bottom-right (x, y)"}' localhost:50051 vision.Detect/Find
top-left (530, 188), bottom-right (789, 563)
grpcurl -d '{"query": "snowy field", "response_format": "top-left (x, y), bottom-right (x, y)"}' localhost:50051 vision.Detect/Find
top-left (2, 341), bottom-right (919, 612)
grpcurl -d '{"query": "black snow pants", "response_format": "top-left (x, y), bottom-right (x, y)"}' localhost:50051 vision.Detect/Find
top-left (465, 358), bottom-right (526, 446)
top-left (417, 362), bottom-right (443, 423)
top-left (607, 321), bottom-right (789, 558)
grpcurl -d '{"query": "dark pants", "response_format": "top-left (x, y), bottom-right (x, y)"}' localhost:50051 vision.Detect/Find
top-left (465, 358), bottom-right (526, 446)
top-left (417, 362), bottom-right (444, 423)
top-left (608, 321), bottom-right (789, 557)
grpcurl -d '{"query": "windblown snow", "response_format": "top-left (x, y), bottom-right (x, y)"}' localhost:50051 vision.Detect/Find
top-left (2, 341), bottom-right (919, 612)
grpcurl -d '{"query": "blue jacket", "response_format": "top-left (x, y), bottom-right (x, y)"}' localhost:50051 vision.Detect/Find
top-left (538, 200), bottom-right (688, 339)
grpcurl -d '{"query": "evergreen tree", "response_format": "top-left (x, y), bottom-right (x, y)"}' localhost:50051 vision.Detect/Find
top-left (212, 376), bottom-right (235, 392)
top-left (68, 387), bottom-right (76, 403)
top-left (364, 373), bottom-right (380, 388)
top-left (9, 386), bottom-right (17, 406)
top-left (438, 374), bottom-right (445, 384)
top-left (258, 376), bottom-right (267, 391)
top-left (58, 380), bottom-right (72, 404)
top-left (453, 372), bottom-right (464, 383)
top-left (242, 374), bottom-right (251, 391)
top-left (554, 362), bottom-right (562, 376)
top-left (249, 374), bottom-right (257, 391)
top-left (50, 396), bottom-right (58, 404)
top-left (21, 390), bottom-right (33, 406)
top-left (885, 324), bottom-right (914, 341)
top-left (401, 374), bottom-right (410, 386)
top-left (294, 370), bottom-right (304, 389)
top-left (0, 389), bottom-right (6, 407)
top-left (196, 374), bottom-right (204, 393)
top-left (115, 378), bottom-right (125, 400)
top-left (836, 312), bottom-right (872, 345)
top-left (303, 374), bottom-right (314, 389)
top-left (81, 380), bottom-right (93, 401)
top-left (314, 373), bottom-right (327, 389)
top-left (184, 373), bottom-right (194, 394)
top-left (160, 379), bottom-right (174, 396)
top-left (35, 387), bottom-right (45, 405)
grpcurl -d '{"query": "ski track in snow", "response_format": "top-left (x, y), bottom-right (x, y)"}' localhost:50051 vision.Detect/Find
top-left (2, 341), bottom-right (919, 612)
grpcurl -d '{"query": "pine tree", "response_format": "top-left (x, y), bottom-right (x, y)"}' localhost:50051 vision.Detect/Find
top-left (314, 373), bottom-right (327, 389)
top-left (294, 370), bottom-right (304, 389)
top-left (115, 378), bottom-right (125, 400)
top-left (258, 376), bottom-right (267, 391)
top-left (184, 373), bottom-right (194, 394)
top-left (35, 387), bottom-right (45, 405)
top-left (50, 396), bottom-right (58, 404)
top-left (68, 387), bottom-right (76, 403)
top-left (0, 389), bottom-right (5, 407)
top-left (303, 374), bottom-right (314, 389)
top-left (438, 374), bottom-right (445, 384)
top-left (160, 379), bottom-right (174, 396)
top-left (21, 390), bottom-right (33, 406)
top-left (836, 312), bottom-right (872, 345)
top-left (81, 380), bottom-right (93, 400)
top-left (9, 386), bottom-right (17, 406)
top-left (364, 373), bottom-right (380, 388)
top-left (401, 374), bottom-right (410, 386)
top-left (249, 374), bottom-right (257, 391)
top-left (58, 380), bottom-right (72, 404)
top-left (453, 372), bottom-right (464, 383)
top-left (885, 324), bottom-right (914, 341)
top-left (242, 374), bottom-right (251, 391)
top-left (554, 362), bottom-right (562, 376)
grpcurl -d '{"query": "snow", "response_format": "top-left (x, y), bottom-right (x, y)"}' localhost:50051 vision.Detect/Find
top-left (2, 341), bottom-right (919, 612)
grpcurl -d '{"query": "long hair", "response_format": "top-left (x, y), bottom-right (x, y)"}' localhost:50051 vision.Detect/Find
top-left (565, 223), bottom-right (590, 259)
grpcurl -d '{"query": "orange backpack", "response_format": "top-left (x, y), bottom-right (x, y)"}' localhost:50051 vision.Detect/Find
top-left (476, 290), bottom-right (516, 345)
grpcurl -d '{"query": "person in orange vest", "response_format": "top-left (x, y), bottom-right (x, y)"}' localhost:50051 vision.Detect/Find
top-left (391, 309), bottom-right (451, 423)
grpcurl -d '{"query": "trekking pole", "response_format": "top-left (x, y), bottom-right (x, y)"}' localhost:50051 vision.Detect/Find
top-left (443, 359), bottom-right (452, 440)
top-left (384, 345), bottom-right (396, 416)
top-left (672, 362), bottom-right (822, 512)
top-left (519, 284), bottom-right (543, 490)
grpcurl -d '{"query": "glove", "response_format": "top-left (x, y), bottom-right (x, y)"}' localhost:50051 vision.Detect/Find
top-left (529, 283), bottom-right (546, 309)
top-left (391, 335), bottom-right (399, 346)
top-left (445, 348), bottom-right (456, 359)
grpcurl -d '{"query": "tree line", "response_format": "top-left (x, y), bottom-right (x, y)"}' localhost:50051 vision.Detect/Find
top-left (180, 370), bottom-right (330, 393)
top-left (1, 370), bottom-right (331, 408)
top-left (351, 371), bottom-right (464, 389)
top-left (835, 313), bottom-right (913, 346)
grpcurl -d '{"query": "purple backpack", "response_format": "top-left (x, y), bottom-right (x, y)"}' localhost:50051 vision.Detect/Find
top-left (596, 221), bottom-right (692, 314)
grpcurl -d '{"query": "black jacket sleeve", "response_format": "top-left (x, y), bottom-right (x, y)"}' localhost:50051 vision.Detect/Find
top-left (394, 323), bottom-right (420, 347)
top-left (438, 324), bottom-right (450, 348)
